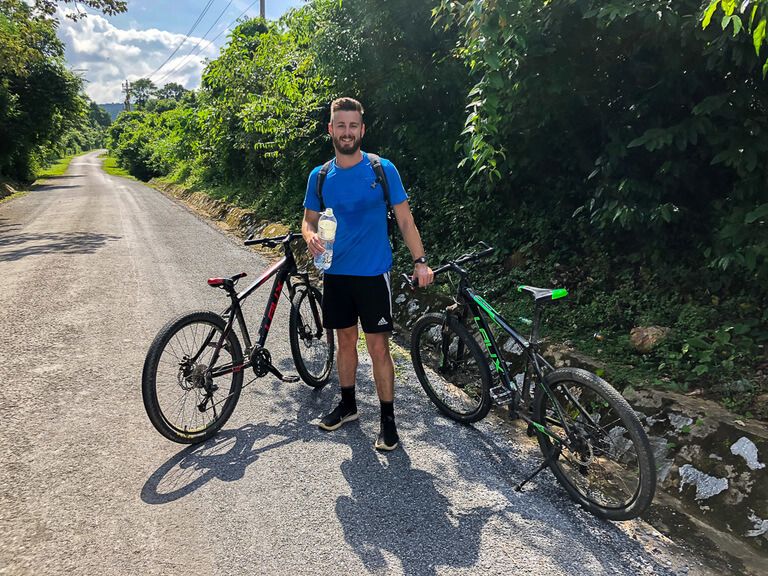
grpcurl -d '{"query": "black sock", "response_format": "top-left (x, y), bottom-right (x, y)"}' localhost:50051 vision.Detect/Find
top-left (380, 400), bottom-right (394, 421)
top-left (341, 386), bottom-right (356, 411)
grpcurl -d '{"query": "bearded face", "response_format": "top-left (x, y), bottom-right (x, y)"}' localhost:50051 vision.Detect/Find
top-left (329, 110), bottom-right (365, 156)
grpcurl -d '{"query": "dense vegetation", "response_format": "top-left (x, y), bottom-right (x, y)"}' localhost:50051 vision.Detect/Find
top-left (105, 0), bottom-right (767, 416)
top-left (0, 0), bottom-right (120, 181)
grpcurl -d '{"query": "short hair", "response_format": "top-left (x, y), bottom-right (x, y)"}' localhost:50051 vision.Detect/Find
top-left (330, 97), bottom-right (364, 121)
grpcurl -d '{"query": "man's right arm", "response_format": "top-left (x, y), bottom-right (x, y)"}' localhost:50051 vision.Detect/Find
top-left (302, 208), bottom-right (324, 257)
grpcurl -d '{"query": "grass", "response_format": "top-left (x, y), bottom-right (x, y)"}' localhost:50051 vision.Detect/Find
top-left (99, 153), bottom-right (136, 180)
top-left (0, 187), bottom-right (26, 204)
top-left (34, 154), bottom-right (78, 180)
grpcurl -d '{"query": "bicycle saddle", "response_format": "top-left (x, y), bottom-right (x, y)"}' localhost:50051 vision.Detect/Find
top-left (208, 272), bottom-right (247, 288)
top-left (517, 285), bottom-right (568, 302)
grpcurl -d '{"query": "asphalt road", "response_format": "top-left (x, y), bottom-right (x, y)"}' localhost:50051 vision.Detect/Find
top-left (0, 151), bottom-right (708, 575)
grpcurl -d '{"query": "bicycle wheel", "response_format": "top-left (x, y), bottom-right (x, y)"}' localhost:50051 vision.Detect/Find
top-left (289, 286), bottom-right (334, 388)
top-left (533, 367), bottom-right (656, 520)
top-left (142, 311), bottom-right (244, 444)
top-left (410, 313), bottom-right (492, 423)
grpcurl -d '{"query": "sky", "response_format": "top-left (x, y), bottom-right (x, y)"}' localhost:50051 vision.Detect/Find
top-left (58, 0), bottom-right (305, 104)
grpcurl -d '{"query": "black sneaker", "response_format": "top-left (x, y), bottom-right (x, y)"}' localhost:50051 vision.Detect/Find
top-left (375, 416), bottom-right (399, 451)
top-left (318, 402), bottom-right (359, 431)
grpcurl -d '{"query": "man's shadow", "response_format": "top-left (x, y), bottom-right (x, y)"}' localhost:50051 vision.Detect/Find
top-left (335, 426), bottom-right (497, 575)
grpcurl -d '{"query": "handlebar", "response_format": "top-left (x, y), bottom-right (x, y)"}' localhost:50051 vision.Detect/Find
top-left (401, 242), bottom-right (494, 288)
top-left (244, 232), bottom-right (302, 248)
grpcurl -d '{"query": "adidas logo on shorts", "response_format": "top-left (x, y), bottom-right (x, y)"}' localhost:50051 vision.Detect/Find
top-left (378, 317), bottom-right (388, 326)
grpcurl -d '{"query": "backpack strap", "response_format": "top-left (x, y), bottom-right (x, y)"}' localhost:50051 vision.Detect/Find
top-left (315, 159), bottom-right (333, 212)
top-left (366, 153), bottom-right (398, 251)
top-left (366, 153), bottom-right (391, 210)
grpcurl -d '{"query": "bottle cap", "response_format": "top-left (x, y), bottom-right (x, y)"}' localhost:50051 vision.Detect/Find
top-left (325, 208), bottom-right (334, 216)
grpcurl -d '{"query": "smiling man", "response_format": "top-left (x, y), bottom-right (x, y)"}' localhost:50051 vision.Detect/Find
top-left (301, 97), bottom-right (433, 451)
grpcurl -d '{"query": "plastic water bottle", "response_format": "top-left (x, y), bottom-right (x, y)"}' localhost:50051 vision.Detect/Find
top-left (314, 208), bottom-right (337, 271)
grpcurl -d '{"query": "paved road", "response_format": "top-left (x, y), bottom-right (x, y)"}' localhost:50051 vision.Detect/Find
top-left (0, 151), bottom-right (706, 575)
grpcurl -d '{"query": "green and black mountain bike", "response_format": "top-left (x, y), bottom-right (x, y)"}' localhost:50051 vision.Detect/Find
top-left (403, 243), bottom-right (656, 520)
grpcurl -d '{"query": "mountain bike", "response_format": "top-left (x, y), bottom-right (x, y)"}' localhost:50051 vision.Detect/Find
top-left (403, 243), bottom-right (656, 520)
top-left (142, 232), bottom-right (334, 444)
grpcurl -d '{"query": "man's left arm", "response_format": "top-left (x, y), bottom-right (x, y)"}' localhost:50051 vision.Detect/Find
top-left (393, 200), bottom-right (434, 288)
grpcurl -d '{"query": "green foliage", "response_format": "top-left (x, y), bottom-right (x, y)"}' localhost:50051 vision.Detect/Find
top-left (437, 0), bottom-right (768, 311)
top-left (0, 0), bottom-right (107, 180)
top-left (35, 153), bottom-right (77, 179)
top-left (130, 78), bottom-right (156, 109)
top-left (703, 1), bottom-right (768, 74)
top-left (104, 0), bottom-right (768, 414)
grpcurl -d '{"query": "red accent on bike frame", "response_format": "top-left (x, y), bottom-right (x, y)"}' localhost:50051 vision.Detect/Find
top-left (232, 364), bottom-right (244, 373)
top-left (263, 280), bottom-right (284, 332)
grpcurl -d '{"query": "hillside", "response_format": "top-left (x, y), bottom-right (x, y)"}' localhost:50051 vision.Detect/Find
top-left (98, 102), bottom-right (125, 121)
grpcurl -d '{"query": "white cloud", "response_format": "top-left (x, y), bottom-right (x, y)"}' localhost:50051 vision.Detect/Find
top-left (58, 11), bottom-right (219, 103)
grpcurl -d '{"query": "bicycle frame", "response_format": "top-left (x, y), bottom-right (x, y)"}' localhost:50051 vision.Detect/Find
top-left (198, 244), bottom-right (321, 380)
top-left (447, 277), bottom-right (575, 444)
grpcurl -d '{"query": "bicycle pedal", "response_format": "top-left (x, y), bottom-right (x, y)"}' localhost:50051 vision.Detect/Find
top-left (281, 374), bottom-right (300, 383)
top-left (490, 386), bottom-right (515, 405)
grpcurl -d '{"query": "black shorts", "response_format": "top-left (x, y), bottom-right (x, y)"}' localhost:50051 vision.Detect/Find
top-left (322, 273), bottom-right (393, 333)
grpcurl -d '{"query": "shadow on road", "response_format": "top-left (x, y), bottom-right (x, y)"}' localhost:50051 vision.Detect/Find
top-left (0, 230), bottom-right (121, 261)
top-left (140, 420), bottom-right (304, 505)
top-left (32, 184), bottom-right (85, 191)
top-left (35, 174), bottom-right (85, 180)
top-left (335, 426), bottom-right (497, 575)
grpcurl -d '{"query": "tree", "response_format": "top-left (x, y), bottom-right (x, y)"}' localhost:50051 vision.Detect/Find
top-left (155, 82), bottom-right (188, 101)
top-left (130, 78), bottom-right (156, 109)
top-left (30, 0), bottom-right (126, 20)
top-left (89, 101), bottom-right (111, 127)
top-left (703, 1), bottom-right (768, 75)
top-left (0, 0), bottom-right (89, 179)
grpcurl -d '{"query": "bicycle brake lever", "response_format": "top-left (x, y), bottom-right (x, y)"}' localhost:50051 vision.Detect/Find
top-left (400, 273), bottom-right (419, 290)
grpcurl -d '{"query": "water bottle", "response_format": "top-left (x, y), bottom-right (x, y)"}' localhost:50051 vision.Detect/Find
top-left (314, 208), bottom-right (337, 271)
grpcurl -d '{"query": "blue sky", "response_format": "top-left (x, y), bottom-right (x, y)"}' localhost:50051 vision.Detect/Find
top-left (59, 0), bottom-right (305, 103)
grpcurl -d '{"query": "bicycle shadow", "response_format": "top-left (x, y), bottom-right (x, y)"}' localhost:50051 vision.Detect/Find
top-left (140, 419), bottom-right (303, 505)
top-left (408, 411), bottom-right (679, 575)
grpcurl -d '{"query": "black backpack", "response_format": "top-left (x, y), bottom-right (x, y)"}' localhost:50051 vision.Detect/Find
top-left (315, 153), bottom-right (398, 250)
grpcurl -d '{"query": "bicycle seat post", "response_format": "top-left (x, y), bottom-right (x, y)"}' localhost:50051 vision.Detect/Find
top-left (530, 302), bottom-right (544, 346)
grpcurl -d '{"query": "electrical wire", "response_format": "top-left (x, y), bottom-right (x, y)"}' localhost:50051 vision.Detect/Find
top-left (147, 0), bottom-right (217, 80)
top-left (154, 0), bottom-right (262, 86)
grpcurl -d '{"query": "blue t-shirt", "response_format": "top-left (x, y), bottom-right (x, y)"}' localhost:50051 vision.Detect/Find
top-left (303, 152), bottom-right (408, 276)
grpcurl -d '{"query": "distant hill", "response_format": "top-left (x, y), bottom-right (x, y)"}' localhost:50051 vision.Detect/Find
top-left (99, 103), bottom-right (126, 121)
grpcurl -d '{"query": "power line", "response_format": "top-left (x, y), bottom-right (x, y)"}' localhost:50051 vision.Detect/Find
top-left (155, 0), bottom-right (263, 86)
top-left (147, 0), bottom-right (217, 81)
top-left (154, 0), bottom-right (236, 85)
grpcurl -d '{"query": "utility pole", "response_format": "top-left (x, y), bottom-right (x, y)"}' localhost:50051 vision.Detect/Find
top-left (260, 0), bottom-right (265, 19)
top-left (122, 80), bottom-right (132, 111)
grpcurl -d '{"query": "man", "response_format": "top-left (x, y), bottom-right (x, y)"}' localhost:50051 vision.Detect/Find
top-left (302, 97), bottom-right (433, 451)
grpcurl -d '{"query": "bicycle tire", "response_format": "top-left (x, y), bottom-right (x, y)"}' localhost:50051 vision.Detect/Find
top-left (410, 312), bottom-right (493, 423)
top-left (289, 286), bottom-right (334, 388)
top-left (142, 311), bottom-right (244, 444)
top-left (533, 367), bottom-right (656, 520)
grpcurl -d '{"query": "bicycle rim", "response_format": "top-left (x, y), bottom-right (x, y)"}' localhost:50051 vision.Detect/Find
top-left (411, 313), bottom-right (491, 422)
top-left (150, 314), bottom-right (243, 441)
top-left (536, 369), bottom-right (654, 518)
top-left (290, 287), bottom-right (334, 387)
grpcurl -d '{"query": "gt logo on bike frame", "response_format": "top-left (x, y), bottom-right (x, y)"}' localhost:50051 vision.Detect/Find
top-left (474, 316), bottom-right (503, 373)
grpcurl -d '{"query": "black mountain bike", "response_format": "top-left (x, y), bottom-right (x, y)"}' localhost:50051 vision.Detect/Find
top-left (142, 232), bottom-right (334, 444)
top-left (404, 243), bottom-right (656, 520)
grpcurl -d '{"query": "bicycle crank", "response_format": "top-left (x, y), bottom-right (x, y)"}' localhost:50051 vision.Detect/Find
top-left (249, 345), bottom-right (300, 383)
